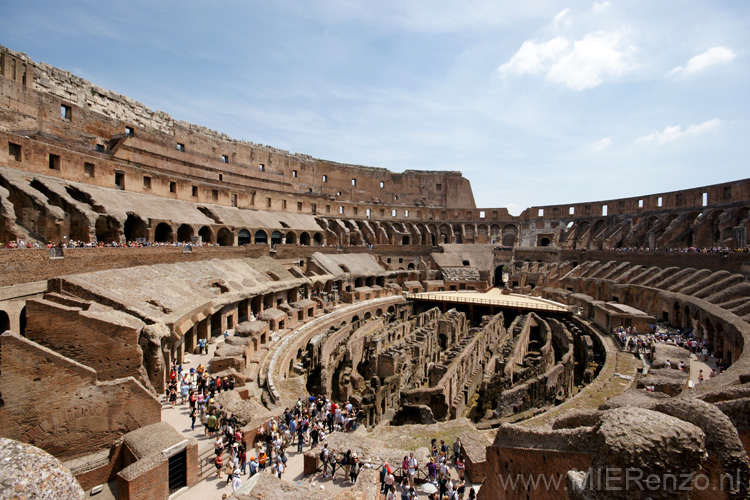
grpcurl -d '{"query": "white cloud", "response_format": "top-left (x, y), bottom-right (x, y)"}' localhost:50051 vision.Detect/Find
top-left (592, 1), bottom-right (611, 13)
top-left (637, 119), bottom-right (722, 145)
top-left (590, 137), bottom-right (612, 151)
top-left (498, 37), bottom-right (569, 76)
top-left (546, 31), bottom-right (636, 90)
top-left (671, 47), bottom-right (736, 75)
top-left (498, 30), bottom-right (636, 90)
top-left (553, 8), bottom-right (570, 27)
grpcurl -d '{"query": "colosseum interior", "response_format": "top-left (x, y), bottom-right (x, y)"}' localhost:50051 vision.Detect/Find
top-left (0, 44), bottom-right (749, 500)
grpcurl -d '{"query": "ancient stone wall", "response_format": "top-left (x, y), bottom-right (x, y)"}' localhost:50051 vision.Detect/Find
top-left (24, 297), bottom-right (149, 386)
top-left (3, 45), bottom-right (749, 256)
top-left (0, 332), bottom-right (160, 461)
top-left (513, 259), bottom-right (750, 390)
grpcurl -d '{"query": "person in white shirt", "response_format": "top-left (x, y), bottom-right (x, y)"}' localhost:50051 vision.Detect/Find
top-left (232, 470), bottom-right (242, 492)
top-left (407, 453), bottom-right (418, 488)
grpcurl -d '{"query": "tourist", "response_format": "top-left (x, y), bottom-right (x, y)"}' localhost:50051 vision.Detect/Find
top-left (453, 438), bottom-right (461, 463)
top-left (384, 467), bottom-right (395, 495)
top-left (329, 449), bottom-right (338, 479)
top-left (438, 471), bottom-right (448, 498)
top-left (427, 456), bottom-right (437, 483)
top-left (224, 461), bottom-right (233, 484)
top-left (456, 454), bottom-right (465, 480)
top-left (400, 477), bottom-right (410, 500)
top-left (236, 446), bottom-right (245, 473)
top-left (180, 378), bottom-right (189, 403)
top-left (215, 454), bottom-right (224, 478)
top-left (168, 383), bottom-right (177, 408)
top-left (386, 487), bottom-right (397, 500)
top-left (407, 452), bottom-right (418, 488)
top-left (232, 470), bottom-right (242, 492)
top-left (344, 450), bottom-right (352, 482)
top-left (456, 478), bottom-right (466, 499)
top-left (275, 459), bottom-right (284, 479)
top-left (349, 454), bottom-right (360, 483)
top-left (214, 435), bottom-right (224, 456)
top-left (320, 443), bottom-right (330, 477)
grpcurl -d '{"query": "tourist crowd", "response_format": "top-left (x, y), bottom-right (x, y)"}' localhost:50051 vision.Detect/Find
top-left (167, 355), bottom-right (475, 498)
top-left (2, 239), bottom-right (220, 249)
top-left (612, 323), bottom-right (727, 380)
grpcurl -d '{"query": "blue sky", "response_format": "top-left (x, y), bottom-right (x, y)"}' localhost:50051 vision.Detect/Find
top-left (2, 1), bottom-right (748, 214)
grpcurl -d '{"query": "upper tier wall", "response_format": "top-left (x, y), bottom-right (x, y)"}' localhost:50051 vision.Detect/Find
top-left (0, 45), bottom-right (475, 210)
top-left (1, 45), bottom-right (748, 248)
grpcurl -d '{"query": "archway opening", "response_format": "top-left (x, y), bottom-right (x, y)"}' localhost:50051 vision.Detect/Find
top-left (198, 226), bottom-right (213, 244)
top-left (154, 223), bottom-right (173, 243)
top-left (255, 230), bottom-right (268, 245)
top-left (271, 230), bottom-right (283, 246)
top-left (177, 224), bottom-right (194, 243)
top-left (286, 232), bottom-right (297, 245)
top-left (313, 233), bottom-right (323, 246)
top-left (19, 306), bottom-right (26, 337)
top-left (540, 237), bottom-right (551, 247)
top-left (0, 310), bottom-right (10, 333)
top-left (95, 215), bottom-right (120, 243)
top-left (494, 265), bottom-right (505, 287)
top-left (401, 236), bottom-right (410, 245)
top-left (217, 228), bottom-right (233, 246)
top-left (123, 214), bottom-right (148, 242)
top-left (300, 232), bottom-right (311, 246)
top-left (238, 229), bottom-right (251, 246)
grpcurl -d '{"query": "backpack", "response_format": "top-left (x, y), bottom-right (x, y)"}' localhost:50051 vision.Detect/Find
top-left (320, 449), bottom-right (328, 462)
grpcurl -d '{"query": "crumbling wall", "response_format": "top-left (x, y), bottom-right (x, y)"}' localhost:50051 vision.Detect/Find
top-left (24, 297), bottom-right (150, 387)
top-left (0, 332), bottom-right (160, 460)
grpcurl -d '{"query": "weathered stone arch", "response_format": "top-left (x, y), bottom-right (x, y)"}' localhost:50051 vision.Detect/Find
top-left (271, 230), bottom-right (283, 245)
top-left (254, 230), bottom-right (268, 244)
top-left (95, 215), bottom-right (120, 243)
top-left (123, 214), bottom-right (148, 242)
top-left (237, 229), bottom-right (251, 245)
top-left (177, 224), bottom-right (194, 243)
top-left (0, 309), bottom-right (9, 333)
top-left (501, 224), bottom-right (518, 246)
top-left (216, 227), bottom-right (234, 246)
top-left (198, 226), bottom-right (213, 244)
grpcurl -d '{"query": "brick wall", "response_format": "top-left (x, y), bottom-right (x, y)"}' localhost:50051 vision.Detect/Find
top-left (25, 298), bottom-right (145, 384)
top-left (117, 460), bottom-right (168, 500)
top-left (480, 446), bottom-right (593, 500)
top-left (0, 332), bottom-right (161, 460)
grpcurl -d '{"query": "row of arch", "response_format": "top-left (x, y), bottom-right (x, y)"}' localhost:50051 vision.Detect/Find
top-left (317, 218), bottom-right (520, 247)
top-left (109, 214), bottom-right (326, 246)
top-left (553, 205), bottom-right (750, 250)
